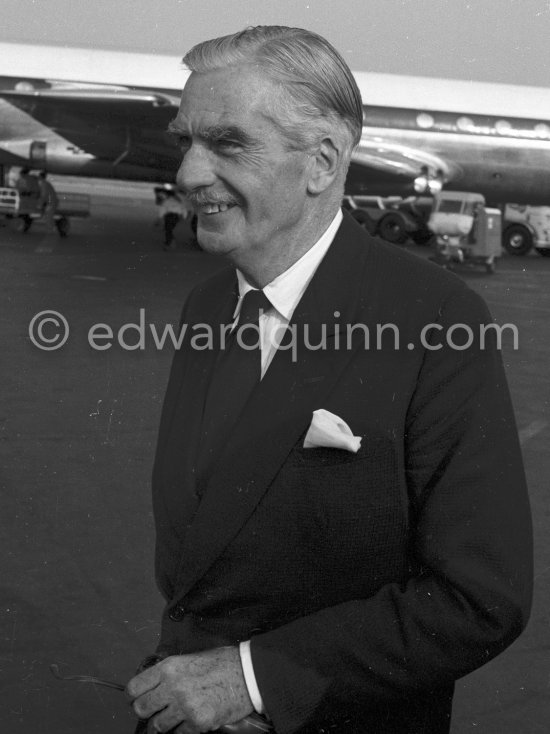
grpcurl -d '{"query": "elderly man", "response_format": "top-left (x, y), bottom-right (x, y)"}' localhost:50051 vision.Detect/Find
top-left (127, 26), bottom-right (532, 734)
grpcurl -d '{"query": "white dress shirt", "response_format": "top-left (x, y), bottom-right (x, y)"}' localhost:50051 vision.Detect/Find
top-left (237, 208), bottom-right (343, 714)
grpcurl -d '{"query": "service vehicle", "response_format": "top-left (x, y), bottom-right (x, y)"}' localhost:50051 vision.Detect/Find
top-left (428, 191), bottom-right (502, 273)
top-left (0, 186), bottom-right (90, 237)
top-left (343, 194), bottom-right (434, 245)
top-left (502, 204), bottom-right (550, 256)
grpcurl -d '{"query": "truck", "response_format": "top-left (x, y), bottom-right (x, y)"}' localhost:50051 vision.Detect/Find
top-left (427, 191), bottom-right (501, 273)
top-left (342, 194), bottom-right (434, 246)
top-left (502, 204), bottom-right (550, 256)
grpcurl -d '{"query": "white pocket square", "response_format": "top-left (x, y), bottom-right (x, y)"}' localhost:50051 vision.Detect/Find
top-left (303, 409), bottom-right (362, 453)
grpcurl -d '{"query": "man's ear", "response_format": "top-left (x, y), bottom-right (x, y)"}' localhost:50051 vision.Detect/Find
top-left (307, 136), bottom-right (341, 195)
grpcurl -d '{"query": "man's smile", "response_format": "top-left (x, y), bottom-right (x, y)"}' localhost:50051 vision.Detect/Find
top-left (200, 202), bottom-right (237, 215)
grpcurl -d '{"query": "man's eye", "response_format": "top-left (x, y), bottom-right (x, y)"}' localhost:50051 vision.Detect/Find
top-left (216, 139), bottom-right (242, 152)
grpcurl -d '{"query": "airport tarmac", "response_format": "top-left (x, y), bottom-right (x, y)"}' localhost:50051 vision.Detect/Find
top-left (1, 180), bottom-right (549, 734)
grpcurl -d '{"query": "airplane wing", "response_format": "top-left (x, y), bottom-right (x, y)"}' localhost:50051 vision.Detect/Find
top-left (0, 87), bottom-right (181, 179)
top-left (0, 84), bottom-right (459, 193)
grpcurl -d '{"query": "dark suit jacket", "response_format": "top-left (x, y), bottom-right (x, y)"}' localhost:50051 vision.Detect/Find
top-left (151, 212), bottom-right (533, 734)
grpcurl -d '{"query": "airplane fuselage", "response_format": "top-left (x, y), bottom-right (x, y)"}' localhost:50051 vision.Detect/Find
top-left (351, 106), bottom-right (550, 205)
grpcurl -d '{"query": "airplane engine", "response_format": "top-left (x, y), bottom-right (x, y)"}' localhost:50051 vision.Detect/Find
top-left (29, 139), bottom-right (95, 172)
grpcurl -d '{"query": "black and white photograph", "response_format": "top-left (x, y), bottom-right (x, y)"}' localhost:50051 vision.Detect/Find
top-left (1, 1), bottom-right (548, 732)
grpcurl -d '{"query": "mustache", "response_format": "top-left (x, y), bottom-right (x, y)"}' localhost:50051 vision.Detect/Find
top-left (186, 190), bottom-right (241, 207)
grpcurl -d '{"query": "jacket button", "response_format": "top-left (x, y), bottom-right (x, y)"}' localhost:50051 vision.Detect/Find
top-left (169, 603), bottom-right (186, 622)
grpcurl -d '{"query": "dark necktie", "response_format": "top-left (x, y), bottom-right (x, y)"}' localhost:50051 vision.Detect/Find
top-left (197, 288), bottom-right (272, 481)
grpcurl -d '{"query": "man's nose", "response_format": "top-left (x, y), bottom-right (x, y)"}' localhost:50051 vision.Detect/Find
top-left (176, 144), bottom-right (217, 192)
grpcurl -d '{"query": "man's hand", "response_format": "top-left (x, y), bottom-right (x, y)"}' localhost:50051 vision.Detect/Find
top-left (126, 646), bottom-right (254, 733)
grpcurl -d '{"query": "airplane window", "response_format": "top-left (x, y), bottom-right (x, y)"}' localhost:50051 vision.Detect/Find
top-left (457, 116), bottom-right (474, 131)
top-left (416, 113), bottom-right (434, 129)
top-left (495, 119), bottom-right (512, 134)
top-left (534, 123), bottom-right (550, 139)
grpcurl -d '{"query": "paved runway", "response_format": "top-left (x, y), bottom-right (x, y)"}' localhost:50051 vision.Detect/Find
top-left (1, 180), bottom-right (548, 733)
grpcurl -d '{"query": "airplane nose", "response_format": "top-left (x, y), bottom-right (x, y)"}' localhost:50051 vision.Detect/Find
top-left (176, 144), bottom-right (216, 193)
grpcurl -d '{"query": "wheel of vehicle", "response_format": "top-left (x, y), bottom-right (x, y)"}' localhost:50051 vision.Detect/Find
top-left (376, 212), bottom-right (408, 244)
top-left (535, 247), bottom-right (550, 257)
top-left (502, 224), bottom-right (533, 255)
top-left (55, 217), bottom-right (70, 238)
top-left (350, 208), bottom-right (376, 235)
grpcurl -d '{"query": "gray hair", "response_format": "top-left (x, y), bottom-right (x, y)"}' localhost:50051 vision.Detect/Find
top-left (182, 26), bottom-right (363, 162)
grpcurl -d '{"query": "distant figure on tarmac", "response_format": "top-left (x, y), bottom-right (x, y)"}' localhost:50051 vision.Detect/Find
top-left (155, 184), bottom-right (192, 250)
top-left (15, 168), bottom-right (41, 232)
top-left (15, 167), bottom-right (40, 199)
top-left (37, 171), bottom-right (58, 232)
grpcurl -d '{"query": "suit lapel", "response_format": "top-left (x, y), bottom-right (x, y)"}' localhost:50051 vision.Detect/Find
top-left (172, 213), bottom-right (377, 598)
top-left (157, 272), bottom-right (237, 529)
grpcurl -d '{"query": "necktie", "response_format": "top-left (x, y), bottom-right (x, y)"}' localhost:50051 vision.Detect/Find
top-left (197, 289), bottom-right (272, 481)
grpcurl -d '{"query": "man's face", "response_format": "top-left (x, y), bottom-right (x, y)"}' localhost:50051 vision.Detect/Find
top-left (171, 65), bottom-right (313, 260)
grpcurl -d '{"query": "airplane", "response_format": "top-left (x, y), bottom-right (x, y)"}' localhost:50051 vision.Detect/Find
top-left (2, 41), bottom-right (550, 206)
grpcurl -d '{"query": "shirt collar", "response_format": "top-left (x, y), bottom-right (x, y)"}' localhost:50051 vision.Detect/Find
top-left (235, 209), bottom-right (343, 321)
